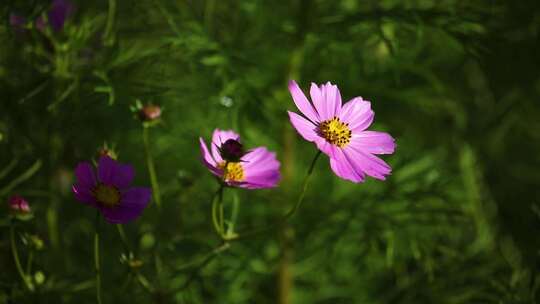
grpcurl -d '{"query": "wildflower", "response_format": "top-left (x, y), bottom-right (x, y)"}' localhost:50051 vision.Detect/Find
top-left (287, 80), bottom-right (396, 183)
top-left (72, 156), bottom-right (152, 224)
top-left (36, 0), bottom-right (75, 32)
top-left (199, 129), bottom-right (280, 189)
top-left (8, 195), bottom-right (31, 215)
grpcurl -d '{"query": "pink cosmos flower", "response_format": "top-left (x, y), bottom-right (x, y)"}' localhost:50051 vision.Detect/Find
top-left (72, 156), bottom-right (152, 224)
top-left (8, 195), bottom-right (31, 214)
top-left (287, 80), bottom-right (396, 183)
top-left (199, 129), bottom-right (281, 189)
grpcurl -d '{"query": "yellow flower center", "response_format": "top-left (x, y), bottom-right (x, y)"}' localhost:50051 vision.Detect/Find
top-left (93, 184), bottom-right (121, 208)
top-left (318, 117), bottom-right (352, 148)
top-left (218, 162), bottom-right (244, 182)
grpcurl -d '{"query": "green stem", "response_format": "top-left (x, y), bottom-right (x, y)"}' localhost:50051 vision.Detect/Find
top-left (116, 224), bottom-right (131, 254)
top-left (26, 251), bottom-right (34, 275)
top-left (103, 0), bottom-right (117, 46)
top-left (94, 215), bottom-right (103, 304)
top-left (10, 222), bottom-right (33, 292)
top-left (226, 191), bottom-right (240, 236)
top-left (223, 150), bottom-right (322, 242)
top-left (284, 150), bottom-right (322, 219)
top-left (143, 127), bottom-right (162, 208)
top-left (211, 185), bottom-right (225, 237)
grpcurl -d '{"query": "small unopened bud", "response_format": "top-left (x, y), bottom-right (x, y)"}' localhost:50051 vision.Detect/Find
top-left (96, 142), bottom-right (118, 160)
top-left (219, 139), bottom-right (246, 162)
top-left (138, 104), bottom-right (162, 122)
top-left (9, 195), bottom-right (31, 215)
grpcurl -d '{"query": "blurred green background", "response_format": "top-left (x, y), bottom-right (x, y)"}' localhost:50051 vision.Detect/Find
top-left (1, 0), bottom-right (540, 303)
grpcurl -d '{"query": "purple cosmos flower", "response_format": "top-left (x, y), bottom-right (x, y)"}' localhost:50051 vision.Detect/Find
top-left (287, 80), bottom-right (396, 183)
top-left (36, 0), bottom-right (75, 32)
top-left (72, 156), bottom-right (152, 224)
top-left (8, 195), bottom-right (31, 214)
top-left (199, 129), bottom-right (281, 189)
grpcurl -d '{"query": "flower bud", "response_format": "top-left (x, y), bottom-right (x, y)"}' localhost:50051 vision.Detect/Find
top-left (219, 139), bottom-right (246, 162)
top-left (9, 195), bottom-right (31, 214)
top-left (138, 104), bottom-right (162, 122)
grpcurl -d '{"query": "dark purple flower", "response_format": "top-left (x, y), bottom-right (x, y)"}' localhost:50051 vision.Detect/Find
top-left (36, 0), bottom-right (75, 32)
top-left (8, 195), bottom-right (31, 214)
top-left (72, 156), bottom-right (152, 224)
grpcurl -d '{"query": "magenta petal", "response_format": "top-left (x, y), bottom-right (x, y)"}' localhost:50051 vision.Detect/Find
top-left (343, 146), bottom-right (392, 180)
top-left (72, 184), bottom-right (97, 206)
top-left (241, 148), bottom-right (281, 189)
top-left (199, 137), bottom-right (221, 176)
top-left (288, 80), bottom-right (319, 123)
top-left (309, 83), bottom-right (325, 120)
top-left (314, 137), bottom-right (335, 158)
top-left (211, 129), bottom-right (240, 162)
top-left (329, 147), bottom-right (365, 183)
top-left (101, 187), bottom-right (151, 224)
top-left (75, 162), bottom-right (96, 188)
top-left (111, 164), bottom-right (135, 189)
top-left (339, 97), bottom-right (374, 131)
top-left (97, 156), bottom-right (116, 185)
top-left (351, 131), bottom-right (396, 155)
top-left (288, 111), bottom-right (319, 142)
top-left (322, 82), bottom-right (341, 120)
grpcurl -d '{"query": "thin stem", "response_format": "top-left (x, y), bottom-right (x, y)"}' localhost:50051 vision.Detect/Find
top-left (211, 184), bottom-right (225, 237)
top-left (284, 150), bottom-right (322, 219)
top-left (116, 224), bottom-right (131, 254)
top-left (223, 150), bottom-right (323, 242)
top-left (94, 214), bottom-right (103, 304)
top-left (26, 251), bottom-right (34, 275)
top-left (226, 191), bottom-right (240, 236)
top-left (103, 0), bottom-right (117, 46)
top-left (178, 242), bottom-right (230, 290)
top-left (143, 127), bottom-right (162, 208)
top-left (10, 222), bottom-right (33, 291)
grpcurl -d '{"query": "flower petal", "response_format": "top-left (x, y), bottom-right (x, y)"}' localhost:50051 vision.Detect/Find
top-left (241, 147), bottom-right (281, 189)
top-left (111, 164), bottom-right (135, 189)
top-left (74, 162), bottom-right (96, 189)
top-left (199, 137), bottom-right (221, 176)
top-left (329, 147), bottom-right (365, 183)
top-left (339, 97), bottom-right (374, 131)
top-left (97, 156), bottom-right (116, 185)
top-left (322, 82), bottom-right (342, 120)
top-left (343, 146), bottom-right (392, 180)
top-left (288, 111), bottom-right (319, 142)
top-left (350, 131), bottom-right (396, 155)
top-left (211, 129), bottom-right (240, 162)
top-left (72, 184), bottom-right (98, 207)
top-left (101, 187), bottom-right (151, 224)
top-left (289, 80), bottom-right (319, 123)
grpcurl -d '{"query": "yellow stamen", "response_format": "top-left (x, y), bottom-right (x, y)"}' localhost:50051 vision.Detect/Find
top-left (318, 117), bottom-right (352, 148)
top-left (217, 162), bottom-right (244, 182)
top-left (93, 184), bottom-right (121, 208)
